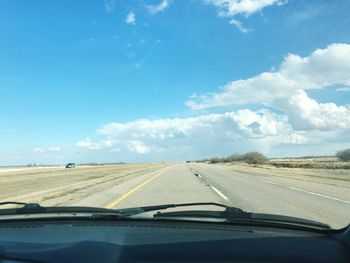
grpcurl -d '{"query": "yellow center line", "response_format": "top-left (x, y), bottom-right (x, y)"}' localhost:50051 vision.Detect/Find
top-left (105, 168), bottom-right (168, 209)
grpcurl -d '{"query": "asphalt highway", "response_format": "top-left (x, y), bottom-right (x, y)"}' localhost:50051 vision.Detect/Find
top-left (1, 163), bottom-right (349, 228)
top-left (73, 163), bottom-right (350, 229)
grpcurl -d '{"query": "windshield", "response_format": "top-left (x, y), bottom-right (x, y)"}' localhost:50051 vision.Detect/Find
top-left (0, 0), bottom-right (349, 230)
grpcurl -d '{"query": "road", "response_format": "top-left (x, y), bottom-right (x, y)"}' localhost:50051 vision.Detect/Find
top-left (72, 162), bottom-right (350, 229)
top-left (1, 163), bottom-right (349, 228)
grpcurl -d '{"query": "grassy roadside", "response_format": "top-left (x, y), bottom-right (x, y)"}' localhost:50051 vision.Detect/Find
top-left (200, 155), bottom-right (350, 170)
top-left (209, 161), bottom-right (350, 182)
top-left (267, 157), bottom-right (350, 170)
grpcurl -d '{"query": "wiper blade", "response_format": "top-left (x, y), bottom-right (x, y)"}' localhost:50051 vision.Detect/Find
top-left (115, 202), bottom-right (235, 216)
top-left (0, 202), bottom-right (126, 217)
top-left (0, 201), bottom-right (35, 206)
top-left (0, 202), bottom-right (233, 216)
top-left (154, 208), bottom-right (331, 230)
top-left (0, 202), bottom-right (330, 230)
top-left (117, 202), bottom-right (329, 229)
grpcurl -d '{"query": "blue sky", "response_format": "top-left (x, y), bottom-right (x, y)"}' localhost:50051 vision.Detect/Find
top-left (1, 0), bottom-right (350, 165)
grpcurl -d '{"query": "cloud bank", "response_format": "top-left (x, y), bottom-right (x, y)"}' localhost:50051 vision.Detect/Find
top-left (187, 43), bottom-right (350, 131)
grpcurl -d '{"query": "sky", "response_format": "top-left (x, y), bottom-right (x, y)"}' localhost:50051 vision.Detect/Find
top-left (1, 0), bottom-right (350, 165)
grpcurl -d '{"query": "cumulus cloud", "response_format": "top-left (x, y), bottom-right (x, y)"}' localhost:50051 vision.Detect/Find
top-left (76, 137), bottom-right (113, 150)
top-left (187, 43), bottom-right (350, 131)
top-left (204, 0), bottom-right (287, 17)
top-left (274, 90), bottom-right (350, 131)
top-left (147, 0), bottom-right (170, 14)
top-left (127, 141), bottom-right (152, 154)
top-left (104, 0), bottom-right (117, 13)
top-left (125, 11), bottom-right (136, 25)
top-left (72, 109), bottom-right (305, 157)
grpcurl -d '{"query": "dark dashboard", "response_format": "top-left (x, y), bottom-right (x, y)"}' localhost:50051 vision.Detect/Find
top-left (0, 219), bottom-right (349, 262)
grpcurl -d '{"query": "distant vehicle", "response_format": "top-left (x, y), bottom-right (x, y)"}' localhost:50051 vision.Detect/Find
top-left (65, 163), bottom-right (76, 169)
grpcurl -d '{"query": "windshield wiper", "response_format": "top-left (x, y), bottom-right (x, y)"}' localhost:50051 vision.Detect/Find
top-left (0, 201), bottom-right (234, 221)
top-left (0, 201), bottom-right (330, 230)
top-left (153, 207), bottom-right (330, 230)
top-left (0, 202), bottom-right (127, 218)
top-left (115, 202), bottom-right (234, 216)
top-left (115, 202), bottom-right (330, 229)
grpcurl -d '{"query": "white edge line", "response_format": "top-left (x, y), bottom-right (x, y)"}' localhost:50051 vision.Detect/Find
top-left (262, 180), bottom-right (350, 205)
top-left (211, 186), bottom-right (229, 201)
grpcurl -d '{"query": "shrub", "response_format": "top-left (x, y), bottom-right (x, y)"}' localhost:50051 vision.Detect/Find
top-left (225, 154), bottom-right (242, 162)
top-left (241, 152), bottom-right (267, 164)
top-left (208, 157), bottom-right (221, 164)
top-left (208, 152), bottom-right (267, 164)
top-left (336, 149), bottom-right (350, 162)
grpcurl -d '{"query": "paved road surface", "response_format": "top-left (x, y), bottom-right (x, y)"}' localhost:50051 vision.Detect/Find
top-left (72, 163), bottom-right (350, 229)
top-left (1, 163), bottom-right (349, 228)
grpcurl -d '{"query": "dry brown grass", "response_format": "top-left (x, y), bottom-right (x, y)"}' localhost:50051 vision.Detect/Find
top-left (267, 157), bottom-right (350, 170)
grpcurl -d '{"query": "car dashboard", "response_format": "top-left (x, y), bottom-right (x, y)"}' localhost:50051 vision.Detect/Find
top-left (0, 219), bottom-right (349, 263)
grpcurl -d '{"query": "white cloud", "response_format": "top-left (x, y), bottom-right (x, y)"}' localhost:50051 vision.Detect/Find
top-left (74, 105), bottom-right (343, 161)
top-left (34, 148), bottom-right (45, 153)
top-left (203, 0), bottom-right (287, 31)
top-left (76, 137), bottom-right (113, 150)
top-left (73, 98), bottom-right (348, 159)
top-left (275, 90), bottom-right (350, 131)
top-left (204, 0), bottom-right (287, 17)
top-left (336, 87), bottom-right (350, 92)
top-left (85, 110), bottom-right (305, 156)
top-left (187, 43), bottom-right (350, 131)
top-left (48, 146), bottom-right (61, 152)
top-left (229, 19), bottom-right (251, 33)
top-left (147, 0), bottom-right (170, 14)
top-left (125, 11), bottom-right (136, 25)
top-left (104, 0), bottom-right (117, 13)
top-left (33, 146), bottom-right (61, 153)
top-left (127, 141), bottom-right (152, 154)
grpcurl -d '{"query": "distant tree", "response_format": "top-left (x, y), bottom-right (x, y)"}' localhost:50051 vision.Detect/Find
top-left (202, 152), bottom-right (267, 165)
top-left (242, 152), bottom-right (267, 164)
top-left (336, 149), bottom-right (350, 161)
